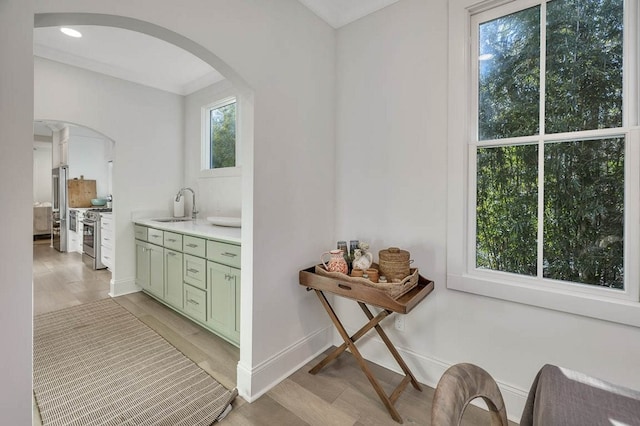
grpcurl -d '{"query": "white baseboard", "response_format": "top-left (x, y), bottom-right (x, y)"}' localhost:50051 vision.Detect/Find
top-left (236, 325), bottom-right (333, 402)
top-left (337, 326), bottom-right (529, 422)
top-left (108, 277), bottom-right (141, 298)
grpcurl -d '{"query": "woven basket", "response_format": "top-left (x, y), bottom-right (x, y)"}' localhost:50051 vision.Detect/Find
top-left (378, 247), bottom-right (411, 280)
top-left (314, 263), bottom-right (419, 299)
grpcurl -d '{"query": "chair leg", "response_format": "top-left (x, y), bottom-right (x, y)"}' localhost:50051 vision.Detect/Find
top-left (431, 363), bottom-right (509, 426)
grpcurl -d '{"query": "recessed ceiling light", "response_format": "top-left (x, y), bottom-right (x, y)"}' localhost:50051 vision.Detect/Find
top-left (60, 27), bottom-right (82, 38)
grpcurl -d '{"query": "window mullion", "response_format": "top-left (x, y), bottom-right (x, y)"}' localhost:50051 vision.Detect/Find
top-left (537, 0), bottom-right (547, 279)
top-left (537, 140), bottom-right (545, 279)
top-left (624, 0), bottom-right (639, 127)
top-left (539, 0), bottom-right (546, 137)
top-left (626, 128), bottom-right (640, 301)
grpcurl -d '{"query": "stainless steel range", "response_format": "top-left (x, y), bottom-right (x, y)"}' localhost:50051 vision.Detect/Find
top-left (82, 208), bottom-right (112, 270)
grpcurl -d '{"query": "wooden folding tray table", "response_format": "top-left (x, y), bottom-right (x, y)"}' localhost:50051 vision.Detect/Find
top-left (299, 266), bottom-right (434, 424)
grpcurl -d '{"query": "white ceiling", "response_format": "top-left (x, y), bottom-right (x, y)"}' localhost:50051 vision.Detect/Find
top-left (32, 1), bottom-right (398, 97)
top-left (299, 0), bottom-right (400, 28)
top-left (34, 25), bottom-right (224, 96)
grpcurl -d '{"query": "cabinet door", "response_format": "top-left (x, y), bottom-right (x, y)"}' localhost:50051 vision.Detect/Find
top-left (164, 248), bottom-right (183, 309)
top-left (207, 261), bottom-right (240, 345)
top-left (135, 240), bottom-right (151, 289)
top-left (147, 244), bottom-right (164, 298)
top-left (231, 267), bottom-right (241, 342)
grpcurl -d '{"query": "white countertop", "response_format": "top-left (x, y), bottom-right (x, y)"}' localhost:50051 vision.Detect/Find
top-left (134, 218), bottom-right (241, 244)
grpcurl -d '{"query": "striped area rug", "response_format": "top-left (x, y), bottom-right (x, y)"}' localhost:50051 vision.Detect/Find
top-left (33, 299), bottom-right (237, 426)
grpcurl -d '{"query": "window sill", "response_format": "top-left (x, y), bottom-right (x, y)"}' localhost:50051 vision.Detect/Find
top-left (447, 273), bottom-right (640, 328)
top-left (199, 166), bottom-right (241, 179)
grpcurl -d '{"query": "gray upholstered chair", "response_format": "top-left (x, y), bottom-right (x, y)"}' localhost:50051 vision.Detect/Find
top-left (431, 363), bottom-right (509, 426)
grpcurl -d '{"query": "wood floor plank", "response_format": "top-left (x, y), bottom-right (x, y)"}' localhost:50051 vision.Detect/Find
top-left (289, 361), bottom-right (350, 404)
top-left (225, 394), bottom-right (309, 426)
top-left (268, 378), bottom-right (358, 426)
top-left (135, 314), bottom-right (210, 364)
top-left (333, 386), bottom-right (424, 426)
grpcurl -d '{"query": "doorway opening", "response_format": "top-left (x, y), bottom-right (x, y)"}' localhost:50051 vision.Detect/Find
top-left (33, 11), bottom-right (255, 404)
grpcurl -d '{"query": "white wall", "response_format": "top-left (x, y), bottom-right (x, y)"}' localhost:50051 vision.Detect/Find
top-left (68, 129), bottom-right (111, 199)
top-left (0, 0), bottom-right (34, 423)
top-left (184, 80), bottom-right (242, 217)
top-left (35, 56), bottom-right (184, 296)
top-left (33, 140), bottom-right (52, 203)
top-left (335, 0), bottom-right (640, 421)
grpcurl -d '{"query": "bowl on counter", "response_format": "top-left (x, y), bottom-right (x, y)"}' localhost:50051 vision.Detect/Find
top-left (206, 216), bottom-right (241, 228)
top-left (90, 198), bottom-right (107, 206)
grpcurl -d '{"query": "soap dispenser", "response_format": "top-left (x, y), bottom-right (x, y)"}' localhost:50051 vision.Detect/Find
top-left (173, 194), bottom-right (185, 217)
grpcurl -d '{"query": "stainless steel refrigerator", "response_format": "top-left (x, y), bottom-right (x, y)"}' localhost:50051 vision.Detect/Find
top-left (52, 165), bottom-right (68, 252)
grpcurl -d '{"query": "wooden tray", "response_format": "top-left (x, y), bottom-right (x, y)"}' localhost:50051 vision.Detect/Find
top-left (314, 264), bottom-right (419, 299)
top-left (299, 266), bottom-right (434, 314)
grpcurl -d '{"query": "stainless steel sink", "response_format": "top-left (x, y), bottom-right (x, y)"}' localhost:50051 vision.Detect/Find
top-left (152, 218), bottom-right (193, 223)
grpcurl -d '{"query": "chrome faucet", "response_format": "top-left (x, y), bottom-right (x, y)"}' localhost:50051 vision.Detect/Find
top-left (175, 187), bottom-right (198, 219)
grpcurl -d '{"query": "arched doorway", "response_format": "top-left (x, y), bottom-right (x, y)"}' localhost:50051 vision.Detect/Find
top-left (33, 12), bottom-right (254, 401)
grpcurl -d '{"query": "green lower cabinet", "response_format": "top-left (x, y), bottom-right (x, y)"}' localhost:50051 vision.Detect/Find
top-left (135, 240), bottom-right (151, 289)
top-left (135, 224), bottom-right (240, 347)
top-left (164, 248), bottom-right (183, 309)
top-left (148, 244), bottom-right (164, 298)
top-left (184, 283), bottom-right (207, 323)
top-left (207, 261), bottom-right (240, 345)
top-left (136, 240), bottom-right (163, 298)
top-left (184, 254), bottom-right (207, 290)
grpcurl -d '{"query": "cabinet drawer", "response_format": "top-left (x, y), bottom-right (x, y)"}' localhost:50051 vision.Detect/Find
top-left (183, 235), bottom-right (206, 257)
top-left (101, 215), bottom-right (113, 231)
top-left (184, 254), bottom-right (207, 290)
top-left (101, 245), bottom-right (114, 268)
top-left (206, 240), bottom-right (241, 268)
top-left (183, 284), bottom-right (206, 323)
top-left (147, 228), bottom-right (164, 245)
top-left (134, 225), bottom-right (147, 241)
top-left (163, 231), bottom-right (183, 251)
top-left (101, 230), bottom-right (114, 249)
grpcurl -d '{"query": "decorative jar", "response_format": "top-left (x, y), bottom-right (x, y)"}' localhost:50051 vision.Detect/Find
top-left (321, 249), bottom-right (349, 274)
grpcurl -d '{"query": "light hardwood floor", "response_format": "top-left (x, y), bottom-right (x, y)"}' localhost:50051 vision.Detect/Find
top-left (33, 241), bottom-right (517, 425)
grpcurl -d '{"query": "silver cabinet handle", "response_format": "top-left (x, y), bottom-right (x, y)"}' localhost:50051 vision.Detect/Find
top-left (225, 273), bottom-right (235, 281)
top-left (103, 256), bottom-right (110, 260)
top-left (151, 235), bottom-right (161, 239)
top-left (186, 298), bottom-right (199, 306)
top-left (167, 238), bottom-right (177, 242)
top-left (186, 243), bottom-right (198, 248)
top-left (187, 268), bottom-right (199, 274)
top-left (221, 252), bottom-right (237, 257)
top-left (167, 252), bottom-right (176, 257)
top-left (103, 237), bottom-right (110, 241)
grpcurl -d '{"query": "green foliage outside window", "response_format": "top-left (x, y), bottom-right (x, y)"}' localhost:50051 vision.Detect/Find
top-left (544, 139), bottom-right (624, 288)
top-left (477, 145), bottom-right (538, 275)
top-left (479, 6), bottom-right (540, 141)
top-left (546, 0), bottom-right (623, 133)
top-left (475, 0), bottom-right (624, 289)
top-left (210, 102), bottom-right (236, 169)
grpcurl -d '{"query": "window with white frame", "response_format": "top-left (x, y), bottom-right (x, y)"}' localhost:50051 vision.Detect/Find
top-left (448, 0), bottom-right (640, 325)
top-left (202, 97), bottom-right (237, 170)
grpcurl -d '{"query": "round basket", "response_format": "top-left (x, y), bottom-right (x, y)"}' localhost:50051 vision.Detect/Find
top-left (378, 247), bottom-right (411, 280)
